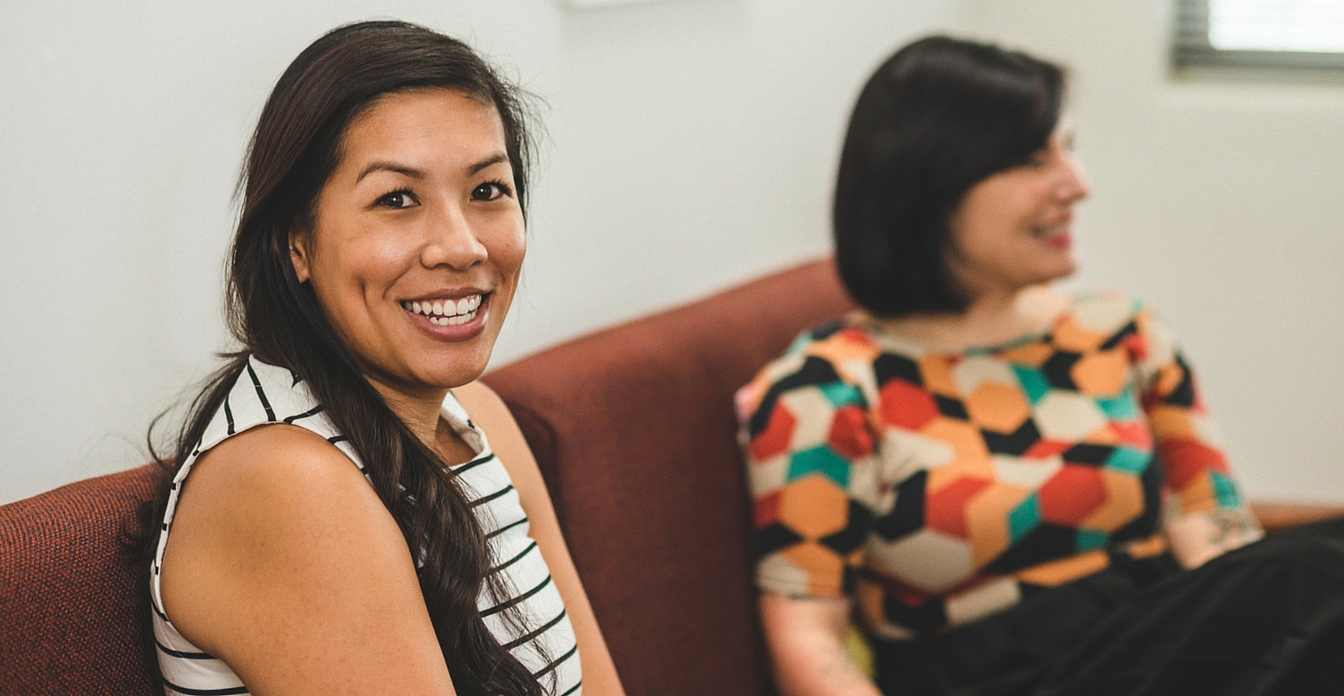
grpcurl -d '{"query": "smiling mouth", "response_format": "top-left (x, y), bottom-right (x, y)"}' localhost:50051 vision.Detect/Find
top-left (1033, 211), bottom-right (1074, 241)
top-left (1032, 225), bottom-right (1071, 241)
top-left (400, 294), bottom-right (484, 326)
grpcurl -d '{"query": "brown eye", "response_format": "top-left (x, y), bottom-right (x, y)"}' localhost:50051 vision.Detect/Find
top-left (376, 190), bottom-right (417, 209)
top-left (471, 182), bottom-right (509, 201)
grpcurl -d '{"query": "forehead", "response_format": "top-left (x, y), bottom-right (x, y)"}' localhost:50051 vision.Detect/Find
top-left (338, 89), bottom-right (506, 168)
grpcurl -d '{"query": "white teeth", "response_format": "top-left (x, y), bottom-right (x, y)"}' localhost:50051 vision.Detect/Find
top-left (402, 295), bottom-right (482, 323)
top-left (423, 308), bottom-right (478, 326)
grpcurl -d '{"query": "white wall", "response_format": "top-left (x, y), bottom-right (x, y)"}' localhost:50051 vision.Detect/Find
top-left (963, 0), bottom-right (1344, 503)
top-left (0, 0), bottom-right (965, 504)
top-left (10, 0), bottom-right (1337, 508)
top-left (504, 0), bottom-right (965, 359)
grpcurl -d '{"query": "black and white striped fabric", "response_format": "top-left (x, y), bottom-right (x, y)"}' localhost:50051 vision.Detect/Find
top-left (150, 356), bottom-right (582, 696)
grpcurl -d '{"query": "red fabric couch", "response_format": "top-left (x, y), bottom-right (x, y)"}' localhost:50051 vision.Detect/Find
top-left (4, 259), bottom-right (1341, 695)
top-left (0, 464), bottom-right (160, 695)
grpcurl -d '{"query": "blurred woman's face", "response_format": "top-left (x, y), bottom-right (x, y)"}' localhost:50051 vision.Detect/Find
top-left (945, 122), bottom-right (1089, 301)
top-left (290, 89), bottom-right (525, 400)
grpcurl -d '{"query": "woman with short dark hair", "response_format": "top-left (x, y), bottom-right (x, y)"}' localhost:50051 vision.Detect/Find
top-left (140, 21), bottom-right (624, 696)
top-left (833, 36), bottom-right (1065, 318)
top-left (738, 36), bottom-right (1344, 696)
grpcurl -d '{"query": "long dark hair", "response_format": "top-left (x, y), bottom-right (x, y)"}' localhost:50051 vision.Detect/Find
top-left (139, 20), bottom-right (546, 696)
top-left (833, 35), bottom-right (1064, 317)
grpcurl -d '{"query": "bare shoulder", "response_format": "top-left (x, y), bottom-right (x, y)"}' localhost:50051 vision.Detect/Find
top-left (159, 424), bottom-right (436, 684)
top-left (179, 423), bottom-right (371, 499)
top-left (451, 380), bottom-right (517, 433)
top-left (163, 424), bottom-right (387, 573)
top-left (452, 381), bottom-right (533, 469)
top-left (452, 381), bottom-right (552, 520)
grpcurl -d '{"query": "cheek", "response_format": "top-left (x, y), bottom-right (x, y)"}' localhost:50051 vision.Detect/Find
top-left (961, 175), bottom-right (1053, 233)
top-left (952, 212), bottom-right (1010, 261)
top-left (952, 187), bottom-right (1010, 248)
top-left (488, 220), bottom-right (527, 280)
top-left (357, 237), bottom-right (418, 291)
top-left (307, 230), bottom-right (412, 319)
top-left (1014, 185), bottom-right (1054, 220)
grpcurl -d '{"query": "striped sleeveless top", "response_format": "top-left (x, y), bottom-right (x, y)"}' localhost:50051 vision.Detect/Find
top-left (150, 356), bottom-right (582, 696)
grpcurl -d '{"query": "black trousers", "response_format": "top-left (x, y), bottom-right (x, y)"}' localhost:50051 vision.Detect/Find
top-left (874, 519), bottom-right (1344, 696)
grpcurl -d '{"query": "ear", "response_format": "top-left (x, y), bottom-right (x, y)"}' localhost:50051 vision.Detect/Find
top-left (288, 228), bottom-right (312, 284)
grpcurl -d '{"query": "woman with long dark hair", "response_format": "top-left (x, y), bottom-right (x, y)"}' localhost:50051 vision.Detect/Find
top-left (141, 21), bottom-right (624, 696)
top-left (738, 36), bottom-right (1344, 695)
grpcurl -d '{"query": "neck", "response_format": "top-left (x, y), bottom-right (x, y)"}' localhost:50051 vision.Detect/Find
top-left (868, 283), bottom-right (1065, 351)
top-left (366, 376), bottom-right (448, 447)
top-left (960, 284), bottom-right (1024, 329)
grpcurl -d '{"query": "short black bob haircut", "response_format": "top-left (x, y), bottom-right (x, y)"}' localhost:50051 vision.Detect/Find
top-left (833, 36), bottom-right (1065, 317)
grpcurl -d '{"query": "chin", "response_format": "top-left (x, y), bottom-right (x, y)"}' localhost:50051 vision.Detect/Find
top-left (1035, 256), bottom-right (1078, 284)
top-left (427, 352), bottom-right (493, 389)
top-left (1051, 263), bottom-right (1078, 282)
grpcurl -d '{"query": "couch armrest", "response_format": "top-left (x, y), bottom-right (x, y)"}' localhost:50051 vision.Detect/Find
top-left (1252, 502), bottom-right (1344, 534)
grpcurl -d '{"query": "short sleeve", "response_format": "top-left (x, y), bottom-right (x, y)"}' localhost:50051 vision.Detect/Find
top-left (1132, 306), bottom-right (1250, 519)
top-left (736, 346), bottom-right (880, 599)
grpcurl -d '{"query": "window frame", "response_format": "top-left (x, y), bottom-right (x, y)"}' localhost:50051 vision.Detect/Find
top-left (1172, 0), bottom-right (1344, 71)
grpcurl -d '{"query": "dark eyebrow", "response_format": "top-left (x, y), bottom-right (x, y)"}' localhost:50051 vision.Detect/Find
top-left (468, 153), bottom-right (510, 176)
top-left (355, 161), bottom-right (426, 183)
top-left (355, 154), bottom-right (509, 183)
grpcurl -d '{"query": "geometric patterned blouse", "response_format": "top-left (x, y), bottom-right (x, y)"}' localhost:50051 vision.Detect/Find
top-left (735, 292), bottom-right (1252, 639)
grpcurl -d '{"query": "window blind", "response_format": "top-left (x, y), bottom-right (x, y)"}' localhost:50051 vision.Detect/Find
top-left (1173, 0), bottom-right (1344, 70)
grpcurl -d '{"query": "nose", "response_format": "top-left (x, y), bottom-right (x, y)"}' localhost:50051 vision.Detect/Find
top-left (421, 202), bottom-right (487, 270)
top-left (1058, 152), bottom-right (1090, 203)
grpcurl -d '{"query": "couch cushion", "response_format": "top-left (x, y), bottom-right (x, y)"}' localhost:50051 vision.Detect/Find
top-left (483, 259), bottom-right (853, 696)
top-left (0, 464), bottom-right (160, 696)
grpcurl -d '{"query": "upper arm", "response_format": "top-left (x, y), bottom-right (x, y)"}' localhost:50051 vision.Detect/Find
top-left (737, 354), bottom-right (878, 599)
top-left (1131, 307), bottom-right (1263, 564)
top-left (160, 425), bottom-right (455, 696)
top-left (760, 594), bottom-right (881, 696)
top-left (741, 352), bottom-right (884, 696)
top-left (760, 593), bottom-right (852, 646)
top-left (1134, 306), bottom-right (1246, 515)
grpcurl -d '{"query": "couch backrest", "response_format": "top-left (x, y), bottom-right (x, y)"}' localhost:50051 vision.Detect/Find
top-left (482, 259), bottom-right (853, 696)
top-left (0, 465), bottom-right (160, 695)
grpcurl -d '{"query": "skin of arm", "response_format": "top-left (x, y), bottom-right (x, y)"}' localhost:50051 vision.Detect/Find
top-left (454, 380), bottom-right (628, 696)
top-left (759, 594), bottom-right (882, 696)
top-left (1165, 506), bottom-right (1264, 570)
top-left (1136, 316), bottom-right (1264, 571)
top-left (160, 425), bottom-right (458, 696)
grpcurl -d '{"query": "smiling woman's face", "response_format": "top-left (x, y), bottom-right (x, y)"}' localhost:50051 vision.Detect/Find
top-left (290, 89), bottom-right (525, 401)
top-left (945, 123), bottom-right (1090, 302)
